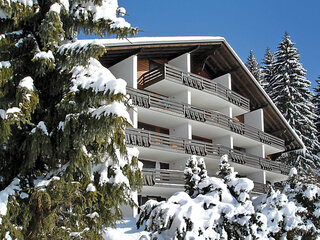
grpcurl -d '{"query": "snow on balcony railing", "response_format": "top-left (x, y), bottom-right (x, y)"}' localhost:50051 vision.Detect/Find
top-left (127, 88), bottom-right (285, 149)
top-left (139, 64), bottom-right (250, 111)
top-left (126, 128), bottom-right (290, 175)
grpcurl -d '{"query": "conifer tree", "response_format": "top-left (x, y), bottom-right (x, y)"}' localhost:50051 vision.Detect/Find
top-left (184, 156), bottom-right (207, 198)
top-left (261, 47), bottom-right (275, 92)
top-left (313, 76), bottom-right (320, 143)
top-left (268, 33), bottom-right (320, 170)
top-left (0, 1), bottom-right (141, 239)
top-left (246, 50), bottom-right (264, 87)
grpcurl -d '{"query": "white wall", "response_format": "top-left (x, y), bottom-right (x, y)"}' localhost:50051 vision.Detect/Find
top-left (214, 73), bottom-right (231, 89)
top-left (168, 53), bottom-right (190, 72)
top-left (128, 108), bottom-right (138, 128)
top-left (246, 144), bottom-right (265, 158)
top-left (248, 171), bottom-right (266, 184)
top-left (170, 123), bottom-right (192, 139)
top-left (218, 106), bottom-right (233, 118)
top-left (215, 135), bottom-right (233, 149)
top-left (244, 109), bottom-right (264, 131)
top-left (121, 191), bottom-right (138, 217)
top-left (109, 55), bottom-right (137, 88)
top-left (171, 90), bottom-right (191, 105)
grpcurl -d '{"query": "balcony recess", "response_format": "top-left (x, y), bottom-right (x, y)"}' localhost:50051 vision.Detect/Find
top-left (127, 87), bottom-right (285, 152)
top-left (126, 128), bottom-right (290, 175)
top-left (139, 64), bottom-right (250, 116)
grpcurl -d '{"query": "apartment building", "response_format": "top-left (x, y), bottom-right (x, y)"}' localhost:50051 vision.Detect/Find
top-left (96, 37), bottom-right (303, 216)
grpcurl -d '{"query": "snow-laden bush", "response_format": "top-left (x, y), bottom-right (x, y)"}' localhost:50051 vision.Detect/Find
top-left (137, 155), bottom-right (267, 240)
top-left (253, 185), bottom-right (306, 239)
top-left (282, 168), bottom-right (320, 238)
top-left (137, 155), bottom-right (320, 240)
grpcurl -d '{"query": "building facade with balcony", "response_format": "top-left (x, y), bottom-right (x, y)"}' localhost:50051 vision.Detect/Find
top-left (94, 37), bottom-right (303, 216)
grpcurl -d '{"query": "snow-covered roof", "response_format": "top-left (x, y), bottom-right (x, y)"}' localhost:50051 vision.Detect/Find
top-left (78, 36), bottom-right (225, 47)
top-left (85, 36), bottom-right (304, 151)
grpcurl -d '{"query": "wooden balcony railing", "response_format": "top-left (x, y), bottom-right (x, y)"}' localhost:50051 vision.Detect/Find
top-left (126, 128), bottom-right (290, 175)
top-left (127, 87), bottom-right (285, 149)
top-left (139, 64), bottom-right (250, 111)
top-left (142, 168), bottom-right (273, 194)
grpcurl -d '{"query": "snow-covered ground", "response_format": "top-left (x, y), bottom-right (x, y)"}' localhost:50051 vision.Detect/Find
top-left (103, 218), bottom-right (148, 240)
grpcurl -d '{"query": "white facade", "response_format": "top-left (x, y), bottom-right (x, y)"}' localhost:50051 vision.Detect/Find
top-left (105, 37), bottom-right (297, 216)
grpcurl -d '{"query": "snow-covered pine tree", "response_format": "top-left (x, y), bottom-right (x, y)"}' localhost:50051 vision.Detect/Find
top-left (282, 168), bottom-right (320, 238)
top-left (0, 1), bottom-right (141, 239)
top-left (184, 155), bottom-right (207, 198)
top-left (313, 76), bottom-right (320, 143)
top-left (269, 33), bottom-right (320, 170)
top-left (261, 47), bottom-right (275, 92)
top-left (246, 50), bottom-right (264, 87)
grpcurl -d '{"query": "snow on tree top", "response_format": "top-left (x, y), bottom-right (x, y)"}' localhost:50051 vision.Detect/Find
top-left (33, 50), bottom-right (54, 60)
top-left (31, 121), bottom-right (49, 135)
top-left (0, 178), bottom-right (20, 218)
top-left (0, 61), bottom-right (11, 69)
top-left (86, 183), bottom-right (96, 192)
top-left (5, 0), bottom-right (36, 7)
top-left (19, 76), bottom-right (34, 91)
top-left (6, 107), bottom-right (20, 114)
top-left (90, 102), bottom-right (131, 124)
top-left (117, 7), bottom-right (126, 16)
top-left (59, 0), bottom-right (69, 11)
top-left (0, 109), bottom-right (5, 119)
top-left (70, 58), bottom-right (127, 95)
top-left (289, 167), bottom-right (297, 177)
top-left (49, 2), bottom-right (61, 14)
top-left (71, 0), bottom-right (130, 28)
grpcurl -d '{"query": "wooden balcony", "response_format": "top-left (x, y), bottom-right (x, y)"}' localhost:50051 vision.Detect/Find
top-left (139, 64), bottom-right (250, 112)
top-left (127, 87), bottom-right (285, 150)
top-left (126, 128), bottom-right (290, 175)
top-left (141, 168), bottom-right (272, 194)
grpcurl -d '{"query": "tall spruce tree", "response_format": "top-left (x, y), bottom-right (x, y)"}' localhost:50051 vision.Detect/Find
top-left (246, 50), bottom-right (264, 87)
top-left (0, 1), bottom-right (141, 239)
top-left (268, 33), bottom-right (320, 170)
top-left (313, 76), bottom-right (320, 143)
top-left (261, 47), bottom-right (275, 93)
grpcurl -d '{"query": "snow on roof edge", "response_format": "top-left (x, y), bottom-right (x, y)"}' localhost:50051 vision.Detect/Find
top-left (77, 36), bottom-right (225, 47)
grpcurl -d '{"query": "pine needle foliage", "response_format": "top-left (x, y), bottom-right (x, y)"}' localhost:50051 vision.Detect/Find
top-left (0, 1), bottom-right (141, 239)
top-left (246, 49), bottom-right (264, 88)
top-left (313, 76), bottom-right (320, 143)
top-left (261, 47), bottom-right (275, 92)
top-left (268, 33), bottom-right (320, 170)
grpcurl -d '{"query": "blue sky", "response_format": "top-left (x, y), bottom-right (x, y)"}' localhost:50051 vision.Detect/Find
top-left (79, 0), bottom-right (320, 87)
